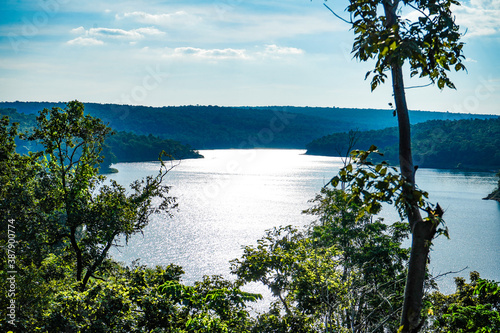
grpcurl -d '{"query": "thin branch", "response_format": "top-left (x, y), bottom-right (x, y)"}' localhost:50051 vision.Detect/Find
top-left (405, 82), bottom-right (433, 90)
top-left (369, 306), bottom-right (403, 333)
top-left (406, 2), bottom-right (432, 22)
top-left (431, 266), bottom-right (469, 281)
top-left (90, 274), bottom-right (106, 282)
top-left (324, 3), bottom-right (354, 26)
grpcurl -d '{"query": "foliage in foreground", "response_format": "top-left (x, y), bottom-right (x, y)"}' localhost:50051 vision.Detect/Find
top-left (426, 271), bottom-right (500, 332)
top-left (0, 102), bottom-right (260, 332)
top-left (232, 188), bottom-right (410, 332)
top-left (1, 103), bottom-right (498, 332)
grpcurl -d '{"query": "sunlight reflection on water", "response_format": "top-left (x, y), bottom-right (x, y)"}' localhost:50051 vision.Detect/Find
top-left (109, 149), bottom-right (500, 297)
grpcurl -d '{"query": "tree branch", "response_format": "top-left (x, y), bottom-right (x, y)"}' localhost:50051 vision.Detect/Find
top-left (324, 3), bottom-right (354, 26)
top-left (405, 2), bottom-right (432, 22)
top-left (431, 266), bottom-right (469, 281)
top-left (405, 82), bottom-right (433, 90)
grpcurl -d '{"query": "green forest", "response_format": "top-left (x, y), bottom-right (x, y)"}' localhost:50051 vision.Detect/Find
top-left (0, 107), bottom-right (202, 172)
top-left (306, 118), bottom-right (500, 171)
top-left (1, 102), bottom-right (499, 332)
top-left (2, 102), bottom-right (498, 172)
top-left (3, 0), bottom-right (500, 328)
top-left (0, 101), bottom-right (495, 150)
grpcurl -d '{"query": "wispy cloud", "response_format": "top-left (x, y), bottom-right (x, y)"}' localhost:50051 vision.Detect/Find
top-left (262, 44), bottom-right (304, 56)
top-left (156, 44), bottom-right (305, 61)
top-left (66, 26), bottom-right (166, 46)
top-left (89, 27), bottom-right (165, 39)
top-left (454, 0), bottom-right (500, 37)
top-left (67, 37), bottom-right (104, 46)
top-left (70, 26), bottom-right (86, 35)
top-left (464, 57), bottom-right (478, 63)
top-left (169, 47), bottom-right (248, 60)
top-left (113, 7), bottom-right (341, 44)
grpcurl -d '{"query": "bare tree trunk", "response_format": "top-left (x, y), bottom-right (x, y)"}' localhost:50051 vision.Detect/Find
top-left (383, 1), bottom-right (437, 331)
top-left (391, 63), bottom-right (435, 333)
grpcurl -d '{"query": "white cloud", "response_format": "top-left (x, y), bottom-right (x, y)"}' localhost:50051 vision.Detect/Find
top-left (263, 44), bottom-right (304, 56)
top-left (470, 0), bottom-right (500, 10)
top-left (70, 26), bottom-right (86, 34)
top-left (66, 37), bottom-right (104, 46)
top-left (115, 7), bottom-right (341, 44)
top-left (157, 44), bottom-right (305, 61)
top-left (89, 27), bottom-right (141, 39)
top-left (134, 27), bottom-right (166, 37)
top-left (453, 1), bottom-right (500, 37)
top-left (170, 47), bottom-right (248, 60)
top-left (402, 1), bottom-right (500, 38)
top-left (66, 26), bottom-right (166, 46)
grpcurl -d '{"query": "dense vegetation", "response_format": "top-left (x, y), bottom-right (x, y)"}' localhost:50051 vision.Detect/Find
top-left (1, 104), bottom-right (498, 332)
top-left (106, 131), bottom-right (202, 163)
top-left (251, 106), bottom-right (494, 130)
top-left (0, 107), bottom-right (202, 171)
top-left (306, 117), bottom-right (500, 171)
top-left (1, 101), bottom-right (495, 150)
top-left (0, 102), bottom-right (256, 332)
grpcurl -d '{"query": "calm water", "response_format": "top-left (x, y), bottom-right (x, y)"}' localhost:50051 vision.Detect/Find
top-left (109, 149), bottom-right (500, 294)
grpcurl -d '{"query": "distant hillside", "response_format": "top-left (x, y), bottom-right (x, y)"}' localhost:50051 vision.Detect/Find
top-left (0, 102), bottom-right (347, 149)
top-left (306, 117), bottom-right (500, 171)
top-left (249, 106), bottom-right (496, 130)
top-left (0, 107), bottom-right (202, 168)
top-left (1, 102), bottom-right (496, 150)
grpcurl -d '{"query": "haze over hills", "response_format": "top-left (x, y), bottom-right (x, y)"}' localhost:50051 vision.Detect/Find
top-left (1, 101), bottom-right (496, 150)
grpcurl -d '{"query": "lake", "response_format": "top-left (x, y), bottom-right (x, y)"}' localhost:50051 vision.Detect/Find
top-left (109, 149), bottom-right (500, 295)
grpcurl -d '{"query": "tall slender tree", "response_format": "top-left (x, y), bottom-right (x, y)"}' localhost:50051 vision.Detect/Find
top-left (324, 0), bottom-right (465, 331)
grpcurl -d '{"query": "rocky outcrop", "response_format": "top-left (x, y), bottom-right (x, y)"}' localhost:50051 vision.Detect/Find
top-left (484, 188), bottom-right (500, 202)
top-left (484, 172), bottom-right (500, 202)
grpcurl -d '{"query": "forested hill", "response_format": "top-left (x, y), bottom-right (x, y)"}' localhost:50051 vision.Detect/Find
top-left (306, 117), bottom-right (500, 171)
top-left (0, 107), bottom-right (202, 167)
top-left (248, 106), bottom-right (496, 130)
top-left (1, 101), bottom-right (496, 150)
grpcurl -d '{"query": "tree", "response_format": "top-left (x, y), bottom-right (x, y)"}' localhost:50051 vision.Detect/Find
top-left (0, 116), bottom-right (45, 331)
top-left (159, 275), bottom-right (261, 332)
top-left (324, 0), bottom-right (465, 330)
top-left (427, 271), bottom-right (500, 332)
top-left (1, 102), bottom-right (263, 331)
top-left (22, 101), bottom-right (177, 291)
top-left (231, 186), bottom-right (411, 332)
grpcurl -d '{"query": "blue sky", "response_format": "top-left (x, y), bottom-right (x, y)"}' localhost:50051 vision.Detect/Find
top-left (1, 0), bottom-right (499, 114)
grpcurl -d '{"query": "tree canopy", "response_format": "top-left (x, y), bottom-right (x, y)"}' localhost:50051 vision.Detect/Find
top-left (1, 105), bottom-right (498, 331)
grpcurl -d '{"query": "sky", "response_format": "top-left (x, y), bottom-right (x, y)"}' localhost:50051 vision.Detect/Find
top-left (0, 0), bottom-right (499, 115)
